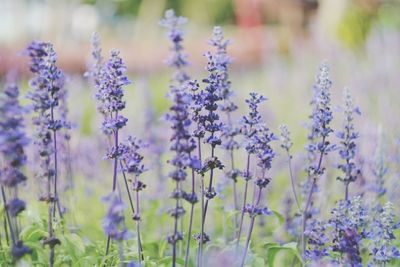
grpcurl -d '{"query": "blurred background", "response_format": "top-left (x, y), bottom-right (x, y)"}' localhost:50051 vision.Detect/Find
top-left (1, 0), bottom-right (399, 74)
top-left (0, 0), bottom-right (399, 244)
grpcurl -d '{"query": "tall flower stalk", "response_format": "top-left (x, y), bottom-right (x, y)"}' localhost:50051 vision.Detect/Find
top-left (336, 88), bottom-right (360, 200)
top-left (165, 80), bottom-right (195, 267)
top-left (279, 125), bottom-right (301, 211)
top-left (120, 136), bottom-right (146, 265)
top-left (240, 123), bottom-right (275, 266)
top-left (26, 41), bottom-right (67, 266)
top-left (301, 64), bottom-right (335, 257)
top-left (211, 27), bottom-right (241, 233)
top-left (93, 48), bottom-right (131, 254)
top-left (190, 81), bottom-right (207, 267)
top-left (237, 93), bottom-right (266, 246)
top-left (192, 28), bottom-right (231, 266)
top-left (0, 82), bottom-right (31, 261)
top-left (370, 131), bottom-right (388, 200)
top-left (160, 9), bottom-right (199, 267)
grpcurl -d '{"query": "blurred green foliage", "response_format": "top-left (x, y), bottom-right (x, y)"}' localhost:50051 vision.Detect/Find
top-left (337, 4), bottom-right (374, 49)
top-left (82, 0), bottom-right (235, 25)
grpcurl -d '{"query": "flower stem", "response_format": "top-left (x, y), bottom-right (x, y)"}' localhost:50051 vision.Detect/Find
top-left (1, 186), bottom-right (15, 246)
top-left (46, 151), bottom-right (56, 267)
top-left (197, 137), bottom-right (204, 267)
top-left (50, 106), bottom-right (63, 220)
top-left (202, 146), bottom-right (215, 224)
top-left (184, 167), bottom-right (196, 267)
top-left (230, 149), bottom-right (239, 234)
top-left (286, 151), bottom-right (301, 212)
top-left (240, 187), bottom-right (263, 266)
top-left (172, 181), bottom-right (179, 267)
top-left (237, 153), bottom-right (251, 246)
top-left (106, 128), bottom-right (119, 256)
top-left (134, 175), bottom-right (143, 266)
top-left (301, 138), bottom-right (325, 257)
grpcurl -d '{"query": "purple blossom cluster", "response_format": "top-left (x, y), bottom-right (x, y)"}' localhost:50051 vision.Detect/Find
top-left (0, 83), bottom-right (31, 260)
top-left (102, 192), bottom-right (129, 241)
top-left (301, 64), bottom-right (336, 257)
top-left (88, 33), bottom-right (149, 266)
top-left (239, 95), bottom-right (276, 266)
top-left (369, 202), bottom-right (400, 265)
top-left (236, 92), bottom-right (268, 245)
top-left (26, 40), bottom-right (67, 266)
top-left (328, 196), bottom-right (368, 266)
top-left (95, 50), bottom-right (130, 135)
top-left (159, 9), bottom-right (190, 84)
top-left (336, 88), bottom-right (361, 200)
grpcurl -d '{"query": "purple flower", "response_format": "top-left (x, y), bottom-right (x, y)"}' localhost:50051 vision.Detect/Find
top-left (26, 41), bottom-right (66, 114)
top-left (306, 64), bottom-right (335, 177)
top-left (0, 84), bottom-right (29, 172)
top-left (26, 40), bottom-right (68, 219)
top-left (102, 193), bottom-right (129, 241)
top-left (369, 202), bottom-right (400, 264)
top-left (25, 41), bottom-right (66, 179)
top-left (369, 133), bottom-right (388, 198)
top-left (85, 32), bottom-right (103, 83)
top-left (336, 88), bottom-right (361, 199)
top-left (208, 26), bottom-right (236, 112)
top-left (160, 9), bottom-right (190, 84)
top-left (162, 11), bottom-right (197, 255)
top-left (11, 241), bottom-right (31, 260)
top-left (304, 219), bottom-right (329, 261)
top-left (328, 196), bottom-right (368, 266)
top-left (0, 82), bottom-right (31, 259)
top-left (165, 83), bottom-right (195, 245)
top-left (241, 92), bottom-right (267, 155)
top-left (7, 198), bottom-right (26, 217)
top-left (95, 50), bottom-right (130, 133)
top-left (121, 136), bottom-right (147, 177)
top-left (243, 204), bottom-right (271, 218)
top-left (279, 124), bottom-right (293, 152)
top-left (254, 125), bottom-right (277, 171)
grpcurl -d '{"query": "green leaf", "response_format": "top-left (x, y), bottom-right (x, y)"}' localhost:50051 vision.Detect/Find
top-left (251, 256), bottom-right (265, 267)
top-left (266, 242), bottom-right (302, 267)
top-left (262, 242), bottom-right (279, 250)
top-left (20, 224), bottom-right (47, 242)
top-left (64, 233), bottom-right (86, 256)
top-left (271, 210), bottom-right (285, 226)
top-left (158, 240), bottom-right (168, 258)
top-left (158, 256), bottom-right (185, 266)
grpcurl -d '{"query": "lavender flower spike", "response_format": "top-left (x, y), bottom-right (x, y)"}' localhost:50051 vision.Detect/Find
top-left (0, 82), bottom-right (31, 260)
top-left (85, 32), bottom-right (104, 94)
top-left (301, 64), bottom-right (335, 257)
top-left (165, 83), bottom-right (195, 267)
top-left (327, 196), bottom-right (368, 266)
top-left (26, 41), bottom-right (67, 266)
top-left (159, 9), bottom-right (190, 84)
top-left (102, 193), bottom-right (129, 241)
top-left (237, 92), bottom-right (266, 246)
top-left (121, 136), bottom-right (147, 264)
top-left (336, 88), bottom-right (361, 200)
top-left (210, 26), bottom-right (241, 234)
top-left (240, 124), bottom-right (275, 266)
top-left (370, 131), bottom-right (388, 199)
top-left (161, 9), bottom-right (198, 267)
top-left (92, 47), bottom-right (131, 255)
top-left (369, 202), bottom-right (400, 265)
